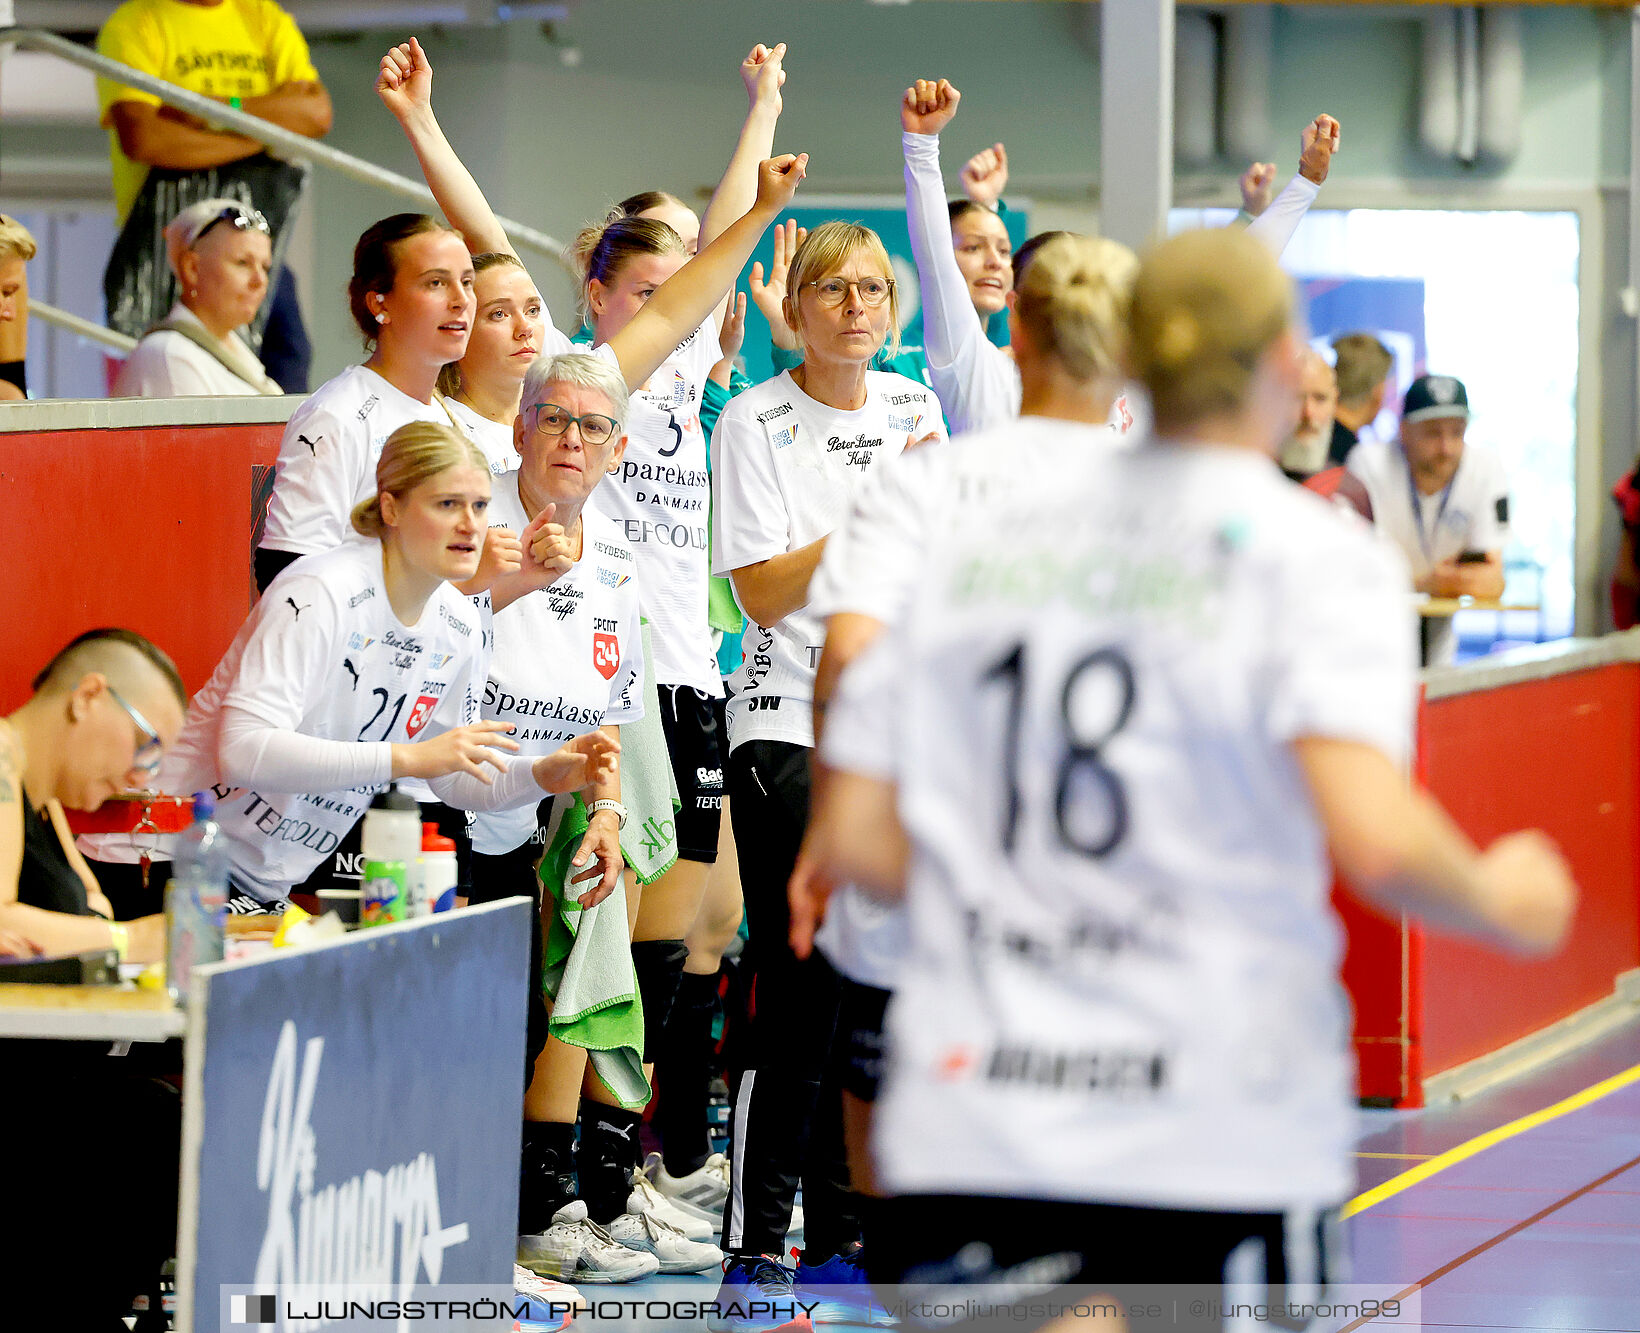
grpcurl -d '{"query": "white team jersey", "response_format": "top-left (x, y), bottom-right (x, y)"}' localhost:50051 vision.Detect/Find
top-left (471, 474), bottom-right (645, 856)
top-left (84, 546), bottom-right (487, 901)
top-left (822, 439), bottom-right (1417, 1210)
top-left (811, 418), bottom-right (1128, 989)
top-left (260, 365), bottom-right (468, 557)
top-left (1347, 437), bottom-right (1511, 664)
top-left (444, 396), bottom-right (522, 477)
top-left (712, 369), bottom-right (947, 752)
top-left (587, 326), bottom-right (723, 696)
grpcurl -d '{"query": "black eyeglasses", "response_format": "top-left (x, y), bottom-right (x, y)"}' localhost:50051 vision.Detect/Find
top-left (106, 683), bottom-right (164, 779)
top-left (529, 402), bottom-right (619, 446)
top-left (800, 276), bottom-right (895, 308)
top-left (191, 205), bottom-right (271, 248)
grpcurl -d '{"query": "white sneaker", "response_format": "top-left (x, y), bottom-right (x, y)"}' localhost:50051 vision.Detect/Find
top-left (512, 1264), bottom-right (588, 1330)
top-left (517, 1200), bottom-right (661, 1283)
top-left (643, 1151), bottom-right (805, 1236)
top-left (630, 1165), bottom-right (714, 1241)
top-left (605, 1188), bottom-right (725, 1274)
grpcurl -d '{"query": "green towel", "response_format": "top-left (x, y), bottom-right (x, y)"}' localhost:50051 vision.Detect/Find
top-left (539, 794), bottom-right (649, 1109)
top-left (620, 620), bottom-right (682, 885)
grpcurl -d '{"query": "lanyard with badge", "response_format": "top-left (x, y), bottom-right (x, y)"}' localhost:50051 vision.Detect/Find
top-left (1405, 445), bottom-right (1456, 566)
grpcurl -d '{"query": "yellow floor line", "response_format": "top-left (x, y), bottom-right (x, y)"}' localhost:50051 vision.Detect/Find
top-left (1344, 1062), bottom-right (1640, 1219)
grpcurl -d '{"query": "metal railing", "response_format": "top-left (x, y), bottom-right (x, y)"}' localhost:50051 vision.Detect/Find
top-left (3, 25), bottom-right (573, 351)
top-left (27, 298), bottom-right (136, 353)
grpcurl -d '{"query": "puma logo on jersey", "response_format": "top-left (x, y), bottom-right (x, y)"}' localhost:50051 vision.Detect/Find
top-left (285, 597), bottom-right (309, 620)
top-left (297, 433), bottom-right (320, 454)
top-left (342, 658), bottom-right (359, 689)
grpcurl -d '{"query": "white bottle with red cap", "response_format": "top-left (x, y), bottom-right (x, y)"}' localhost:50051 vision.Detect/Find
top-left (412, 821), bottom-right (459, 917)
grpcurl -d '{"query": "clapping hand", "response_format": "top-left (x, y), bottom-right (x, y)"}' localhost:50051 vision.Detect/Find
top-left (748, 219), bottom-right (806, 352)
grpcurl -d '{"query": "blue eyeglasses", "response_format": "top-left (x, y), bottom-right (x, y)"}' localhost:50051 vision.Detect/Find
top-left (106, 683), bottom-right (164, 778)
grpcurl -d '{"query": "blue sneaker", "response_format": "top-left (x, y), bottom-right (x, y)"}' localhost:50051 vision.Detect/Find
top-left (794, 1246), bottom-right (895, 1326)
top-left (711, 1254), bottom-right (814, 1332)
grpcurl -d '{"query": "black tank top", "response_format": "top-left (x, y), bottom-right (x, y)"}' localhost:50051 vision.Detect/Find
top-left (19, 795), bottom-right (91, 917)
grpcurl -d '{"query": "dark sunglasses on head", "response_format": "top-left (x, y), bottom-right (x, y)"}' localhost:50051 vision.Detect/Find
top-left (191, 205), bottom-right (271, 248)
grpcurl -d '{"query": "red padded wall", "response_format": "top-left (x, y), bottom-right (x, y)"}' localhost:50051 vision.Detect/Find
top-left (0, 422), bottom-right (282, 702)
top-left (1416, 666), bottom-right (1640, 1076)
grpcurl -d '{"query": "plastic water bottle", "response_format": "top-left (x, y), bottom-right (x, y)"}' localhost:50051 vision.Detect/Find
top-left (360, 785), bottom-right (420, 926)
top-left (417, 821), bottom-right (458, 916)
top-left (165, 791), bottom-right (229, 1004)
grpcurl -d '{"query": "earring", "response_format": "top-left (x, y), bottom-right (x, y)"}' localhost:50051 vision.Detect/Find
top-left (188, 288), bottom-right (198, 299)
top-left (375, 312), bottom-right (387, 325)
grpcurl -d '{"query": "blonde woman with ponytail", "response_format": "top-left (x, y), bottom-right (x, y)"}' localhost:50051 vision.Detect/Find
top-left (800, 227), bottom-right (1573, 1324)
top-left (83, 422), bottom-right (617, 910)
top-left (779, 232), bottom-right (1140, 1287)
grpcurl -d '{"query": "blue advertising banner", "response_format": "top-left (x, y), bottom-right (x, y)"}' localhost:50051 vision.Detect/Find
top-left (180, 901), bottom-right (530, 1332)
top-left (736, 195), bottom-right (1028, 387)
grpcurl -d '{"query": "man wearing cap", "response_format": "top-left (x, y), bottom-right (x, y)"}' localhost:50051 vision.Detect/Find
top-left (1347, 373), bottom-right (1510, 664)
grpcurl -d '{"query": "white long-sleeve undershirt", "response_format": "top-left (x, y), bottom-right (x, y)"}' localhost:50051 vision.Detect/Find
top-left (218, 707), bottom-right (548, 813)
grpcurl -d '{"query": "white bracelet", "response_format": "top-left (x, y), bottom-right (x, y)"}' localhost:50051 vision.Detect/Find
top-left (589, 799), bottom-right (628, 830)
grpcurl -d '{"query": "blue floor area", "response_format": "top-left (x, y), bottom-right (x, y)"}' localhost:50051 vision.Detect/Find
top-left (539, 1020), bottom-right (1640, 1330)
top-left (1348, 1017), bottom-right (1640, 1332)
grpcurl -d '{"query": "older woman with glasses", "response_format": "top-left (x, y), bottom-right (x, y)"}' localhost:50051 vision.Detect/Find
top-left (707, 218), bottom-right (947, 1310)
top-left (465, 352), bottom-right (724, 1279)
top-left (0, 628), bottom-right (187, 963)
top-left (113, 198), bottom-right (283, 398)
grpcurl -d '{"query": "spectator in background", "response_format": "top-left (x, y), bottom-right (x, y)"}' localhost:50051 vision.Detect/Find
top-left (1328, 331), bottom-right (1393, 465)
top-left (1609, 456), bottom-right (1640, 630)
top-left (1279, 344), bottom-right (1339, 481)
top-left (1347, 373), bottom-right (1509, 664)
top-left (113, 199), bottom-right (283, 397)
top-left (96, 0), bottom-right (333, 392)
top-left (0, 214), bottom-right (36, 401)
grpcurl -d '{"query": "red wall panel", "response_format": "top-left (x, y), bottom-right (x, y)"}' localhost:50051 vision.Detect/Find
top-left (1416, 667), bottom-right (1640, 1076)
top-left (0, 423), bottom-right (281, 703)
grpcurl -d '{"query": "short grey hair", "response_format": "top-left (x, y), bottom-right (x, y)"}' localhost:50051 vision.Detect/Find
top-left (520, 351), bottom-right (630, 430)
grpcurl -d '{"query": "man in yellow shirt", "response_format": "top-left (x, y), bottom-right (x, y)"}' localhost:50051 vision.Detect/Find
top-left (97, 0), bottom-right (332, 389)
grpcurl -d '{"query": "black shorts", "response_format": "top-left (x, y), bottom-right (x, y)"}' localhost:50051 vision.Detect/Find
top-left (837, 976), bottom-right (892, 1102)
top-left (658, 685), bottom-right (725, 863)
top-left (468, 799), bottom-right (557, 1072)
top-left (91, 859), bottom-right (294, 918)
top-left (468, 798), bottom-right (556, 906)
top-left (870, 1195), bottom-right (1341, 1333)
